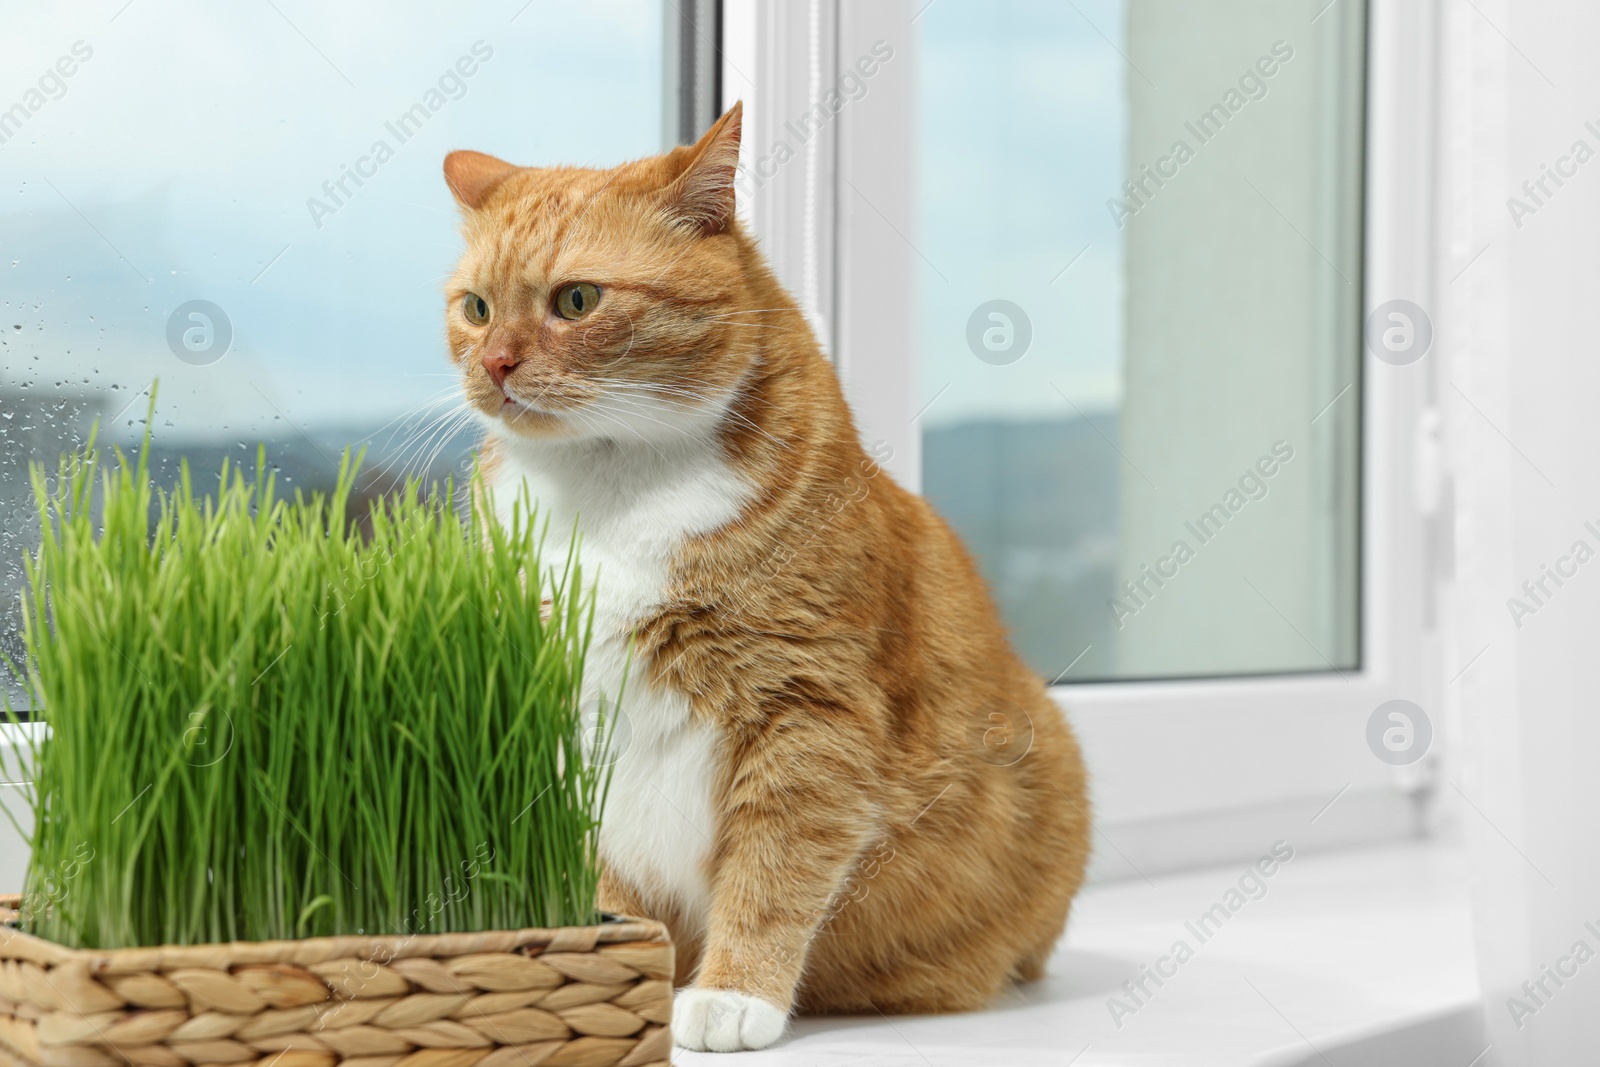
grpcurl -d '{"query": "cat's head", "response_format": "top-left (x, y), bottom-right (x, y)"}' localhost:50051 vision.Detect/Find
top-left (443, 103), bottom-right (757, 443)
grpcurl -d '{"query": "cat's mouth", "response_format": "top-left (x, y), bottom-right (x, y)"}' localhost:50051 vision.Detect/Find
top-left (493, 382), bottom-right (601, 434)
top-left (501, 391), bottom-right (565, 417)
top-left (503, 393), bottom-right (547, 412)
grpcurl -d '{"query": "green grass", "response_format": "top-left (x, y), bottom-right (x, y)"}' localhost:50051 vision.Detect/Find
top-left (1, 420), bottom-right (615, 949)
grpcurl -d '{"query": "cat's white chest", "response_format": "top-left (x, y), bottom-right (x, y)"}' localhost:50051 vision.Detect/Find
top-left (489, 431), bottom-right (752, 925)
top-left (599, 678), bottom-right (720, 924)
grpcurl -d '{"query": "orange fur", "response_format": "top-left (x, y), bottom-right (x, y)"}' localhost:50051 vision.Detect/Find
top-left (442, 104), bottom-right (1090, 1044)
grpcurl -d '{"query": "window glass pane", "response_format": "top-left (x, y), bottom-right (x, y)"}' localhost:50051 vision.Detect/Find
top-left (0, 1), bottom-right (664, 708)
top-left (915, 0), bottom-right (1364, 682)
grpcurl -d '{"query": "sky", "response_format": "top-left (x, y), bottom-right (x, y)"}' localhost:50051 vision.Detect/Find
top-left (0, 0), bottom-right (1126, 446)
top-left (915, 0), bottom-right (1127, 427)
top-left (0, 0), bottom-right (663, 443)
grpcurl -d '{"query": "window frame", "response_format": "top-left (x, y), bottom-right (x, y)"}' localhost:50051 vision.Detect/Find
top-left (0, 1), bottom-right (1439, 883)
top-left (725, 0), bottom-right (1440, 877)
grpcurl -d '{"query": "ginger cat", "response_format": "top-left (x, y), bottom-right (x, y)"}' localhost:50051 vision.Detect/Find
top-left (442, 103), bottom-right (1089, 1053)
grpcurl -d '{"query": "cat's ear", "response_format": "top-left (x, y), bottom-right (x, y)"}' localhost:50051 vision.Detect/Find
top-left (663, 101), bottom-right (742, 235)
top-left (444, 150), bottom-right (520, 210)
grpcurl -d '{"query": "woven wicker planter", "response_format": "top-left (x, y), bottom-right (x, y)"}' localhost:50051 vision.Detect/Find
top-left (0, 900), bottom-right (672, 1067)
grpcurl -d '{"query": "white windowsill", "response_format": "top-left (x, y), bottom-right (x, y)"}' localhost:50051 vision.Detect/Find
top-left (678, 841), bottom-right (1481, 1065)
top-left (0, 726), bottom-right (1480, 1064)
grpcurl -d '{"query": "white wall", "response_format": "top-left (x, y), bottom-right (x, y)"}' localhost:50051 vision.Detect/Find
top-left (1442, 0), bottom-right (1600, 1060)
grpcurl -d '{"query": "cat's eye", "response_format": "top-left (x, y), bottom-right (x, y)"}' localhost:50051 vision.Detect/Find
top-left (554, 283), bottom-right (601, 320)
top-left (463, 293), bottom-right (490, 325)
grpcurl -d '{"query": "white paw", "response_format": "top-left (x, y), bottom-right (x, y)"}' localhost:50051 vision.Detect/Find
top-left (672, 987), bottom-right (788, 1052)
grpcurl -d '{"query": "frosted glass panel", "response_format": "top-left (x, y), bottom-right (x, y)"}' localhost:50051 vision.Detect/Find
top-left (916, 0), bottom-right (1364, 681)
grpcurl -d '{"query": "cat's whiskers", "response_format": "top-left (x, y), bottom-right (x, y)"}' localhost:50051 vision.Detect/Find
top-left (366, 385), bottom-right (467, 450)
top-left (415, 404), bottom-right (479, 485)
top-left (385, 400), bottom-right (476, 488)
top-left (394, 412), bottom-right (470, 490)
top-left (698, 308), bottom-right (794, 319)
top-left (572, 400), bottom-right (671, 459)
top-left (590, 377), bottom-right (788, 451)
top-left (587, 394), bottom-right (699, 449)
top-left (616, 368), bottom-right (776, 403)
top-left (629, 392), bottom-right (789, 454)
top-left (694, 308), bottom-right (801, 334)
top-left (626, 378), bottom-right (791, 450)
top-left (593, 396), bottom-right (699, 439)
top-left (590, 378), bottom-right (722, 407)
top-left (555, 405), bottom-right (612, 449)
top-left (367, 392), bottom-right (469, 485)
top-left (701, 321), bottom-right (798, 334)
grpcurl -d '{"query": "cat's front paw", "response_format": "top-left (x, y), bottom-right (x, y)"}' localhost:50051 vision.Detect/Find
top-left (672, 987), bottom-right (788, 1052)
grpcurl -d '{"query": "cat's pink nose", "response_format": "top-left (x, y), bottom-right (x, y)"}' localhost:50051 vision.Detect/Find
top-left (482, 343), bottom-right (522, 390)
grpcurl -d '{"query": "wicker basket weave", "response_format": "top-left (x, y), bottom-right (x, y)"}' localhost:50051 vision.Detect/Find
top-left (0, 899), bottom-right (672, 1067)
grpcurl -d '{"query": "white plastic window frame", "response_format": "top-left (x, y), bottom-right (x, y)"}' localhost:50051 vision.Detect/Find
top-left (723, 0), bottom-right (1439, 879)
